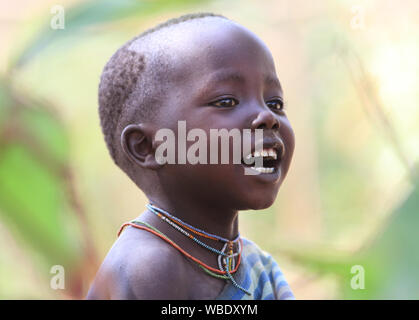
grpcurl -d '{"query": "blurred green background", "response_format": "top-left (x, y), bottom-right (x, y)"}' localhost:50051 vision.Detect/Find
top-left (0, 0), bottom-right (418, 299)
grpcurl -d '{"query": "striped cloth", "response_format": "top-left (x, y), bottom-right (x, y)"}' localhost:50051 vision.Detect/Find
top-left (216, 238), bottom-right (295, 300)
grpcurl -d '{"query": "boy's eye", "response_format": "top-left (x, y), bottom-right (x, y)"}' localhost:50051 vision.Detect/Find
top-left (210, 97), bottom-right (238, 108)
top-left (266, 99), bottom-right (284, 111)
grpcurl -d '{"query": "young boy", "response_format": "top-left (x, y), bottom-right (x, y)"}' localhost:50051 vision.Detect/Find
top-left (87, 12), bottom-right (295, 300)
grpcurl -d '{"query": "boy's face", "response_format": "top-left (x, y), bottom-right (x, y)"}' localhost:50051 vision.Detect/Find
top-left (150, 19), bottom-right (295, 211)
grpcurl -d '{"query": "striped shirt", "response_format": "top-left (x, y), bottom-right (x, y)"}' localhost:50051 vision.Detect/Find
top-left (216, 238), bottom-right (295, 300)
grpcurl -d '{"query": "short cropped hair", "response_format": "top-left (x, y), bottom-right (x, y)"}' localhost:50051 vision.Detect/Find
top-left (98, 12), bottom-right (227, 178)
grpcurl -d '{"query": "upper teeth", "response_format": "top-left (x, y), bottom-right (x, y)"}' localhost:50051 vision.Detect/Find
top-left (246, 148), bottom-right (277, 160)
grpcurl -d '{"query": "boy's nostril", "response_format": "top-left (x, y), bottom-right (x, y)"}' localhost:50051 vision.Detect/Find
top-left (251, 108), bottom-right (281, 130)
top-left (256, 120), bottom-right (279, 130)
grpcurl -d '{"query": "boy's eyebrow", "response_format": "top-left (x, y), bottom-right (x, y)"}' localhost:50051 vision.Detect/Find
top-left (210, 71), bottom-right (246, 84)
top-left (205, 71), bottom-right (282, 91)
top-left (264, 75), bottom-right (282, 91)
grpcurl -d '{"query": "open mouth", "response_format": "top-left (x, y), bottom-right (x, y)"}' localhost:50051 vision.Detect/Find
top-left (241, 147), bottom-right (283, 174)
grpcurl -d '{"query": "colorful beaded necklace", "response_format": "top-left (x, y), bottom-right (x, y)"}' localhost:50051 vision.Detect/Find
top-left (118, 204), bottom-right (250, 295)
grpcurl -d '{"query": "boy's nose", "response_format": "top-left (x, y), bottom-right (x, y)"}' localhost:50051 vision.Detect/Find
top-left (251, 109), bottom-right (280, 130)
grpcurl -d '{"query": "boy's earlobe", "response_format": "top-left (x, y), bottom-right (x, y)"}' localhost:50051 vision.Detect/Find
top-left (120, 124), bottom-right (161, 170)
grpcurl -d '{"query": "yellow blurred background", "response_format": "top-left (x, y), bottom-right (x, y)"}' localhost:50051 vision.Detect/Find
top-left (0, 0), bottom-right (418, 299)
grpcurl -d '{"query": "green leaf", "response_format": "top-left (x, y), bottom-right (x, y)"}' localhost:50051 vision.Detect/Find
top-left (0, 144), bottom-right (75, 264)
top-left (13, 0), bottom-right (208, 68)
top-left (0, 81), bottom-right (80, 267)
top-left (19, 106), bottom-right (69, 166)
top-left (281, 175), bottom-right (419, 299)
top-left (344, 178), bottom-right (419, 299)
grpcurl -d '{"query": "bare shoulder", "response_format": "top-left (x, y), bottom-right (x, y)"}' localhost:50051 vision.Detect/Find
top-left (86, 225), bottom-right (189, 299)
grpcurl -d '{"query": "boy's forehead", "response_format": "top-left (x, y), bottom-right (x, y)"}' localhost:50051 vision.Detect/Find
top-left (129, 17), bottom-right (276, 77)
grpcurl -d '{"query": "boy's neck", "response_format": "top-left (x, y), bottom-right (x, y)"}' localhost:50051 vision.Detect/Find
top-left (147, 196), bottom-right (239, 240)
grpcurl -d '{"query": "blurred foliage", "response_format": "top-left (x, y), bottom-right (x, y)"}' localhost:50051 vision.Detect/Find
top-left (0, 78), bottom-right (90, 297)
top-left (0, 0), bottom-right (418, 299)
top-left (278, 172), bottom-right (419, 299)
top-left (13, 0), bottom-right (208, 69)
top-left (0, 81), bottom-right (70, 261)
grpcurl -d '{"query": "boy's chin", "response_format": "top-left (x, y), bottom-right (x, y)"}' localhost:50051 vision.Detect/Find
top-left (238, 192), bottom-right (278, 211)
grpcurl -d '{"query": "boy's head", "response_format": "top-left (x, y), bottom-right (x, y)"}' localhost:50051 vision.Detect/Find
top-left (99, 13), bottom-right (295, 210)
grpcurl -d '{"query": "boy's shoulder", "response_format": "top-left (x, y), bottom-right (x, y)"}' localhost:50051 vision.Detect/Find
top-left (241, 237), bottom-right (273, 260)
top-left (240, 237), bottom-right (284, 275)
top-left (238, 237), bottom-right (295, 300)
top-left (86, 224), bottom-right (189, 299)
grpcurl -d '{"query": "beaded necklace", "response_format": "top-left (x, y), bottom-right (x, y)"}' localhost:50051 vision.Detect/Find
top-left (147, 204), bottom-right (249, 294)
top-left (146, 204), bottom-right (241, 243)
top-left (118, 204), bottom-right (251, 295)
top-left (147, 204), bottom-right (238, 258)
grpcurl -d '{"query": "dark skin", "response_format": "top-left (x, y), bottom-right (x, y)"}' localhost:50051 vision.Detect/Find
top-left (87, 18), bottom-right (295, 299)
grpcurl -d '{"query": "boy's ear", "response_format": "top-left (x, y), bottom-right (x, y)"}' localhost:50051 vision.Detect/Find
top-left (120, 124), bottom-right (161, 170)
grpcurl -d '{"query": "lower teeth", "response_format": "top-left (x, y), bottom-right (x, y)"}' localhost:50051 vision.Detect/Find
top-left (251, 167), bottom-right (275, 173)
